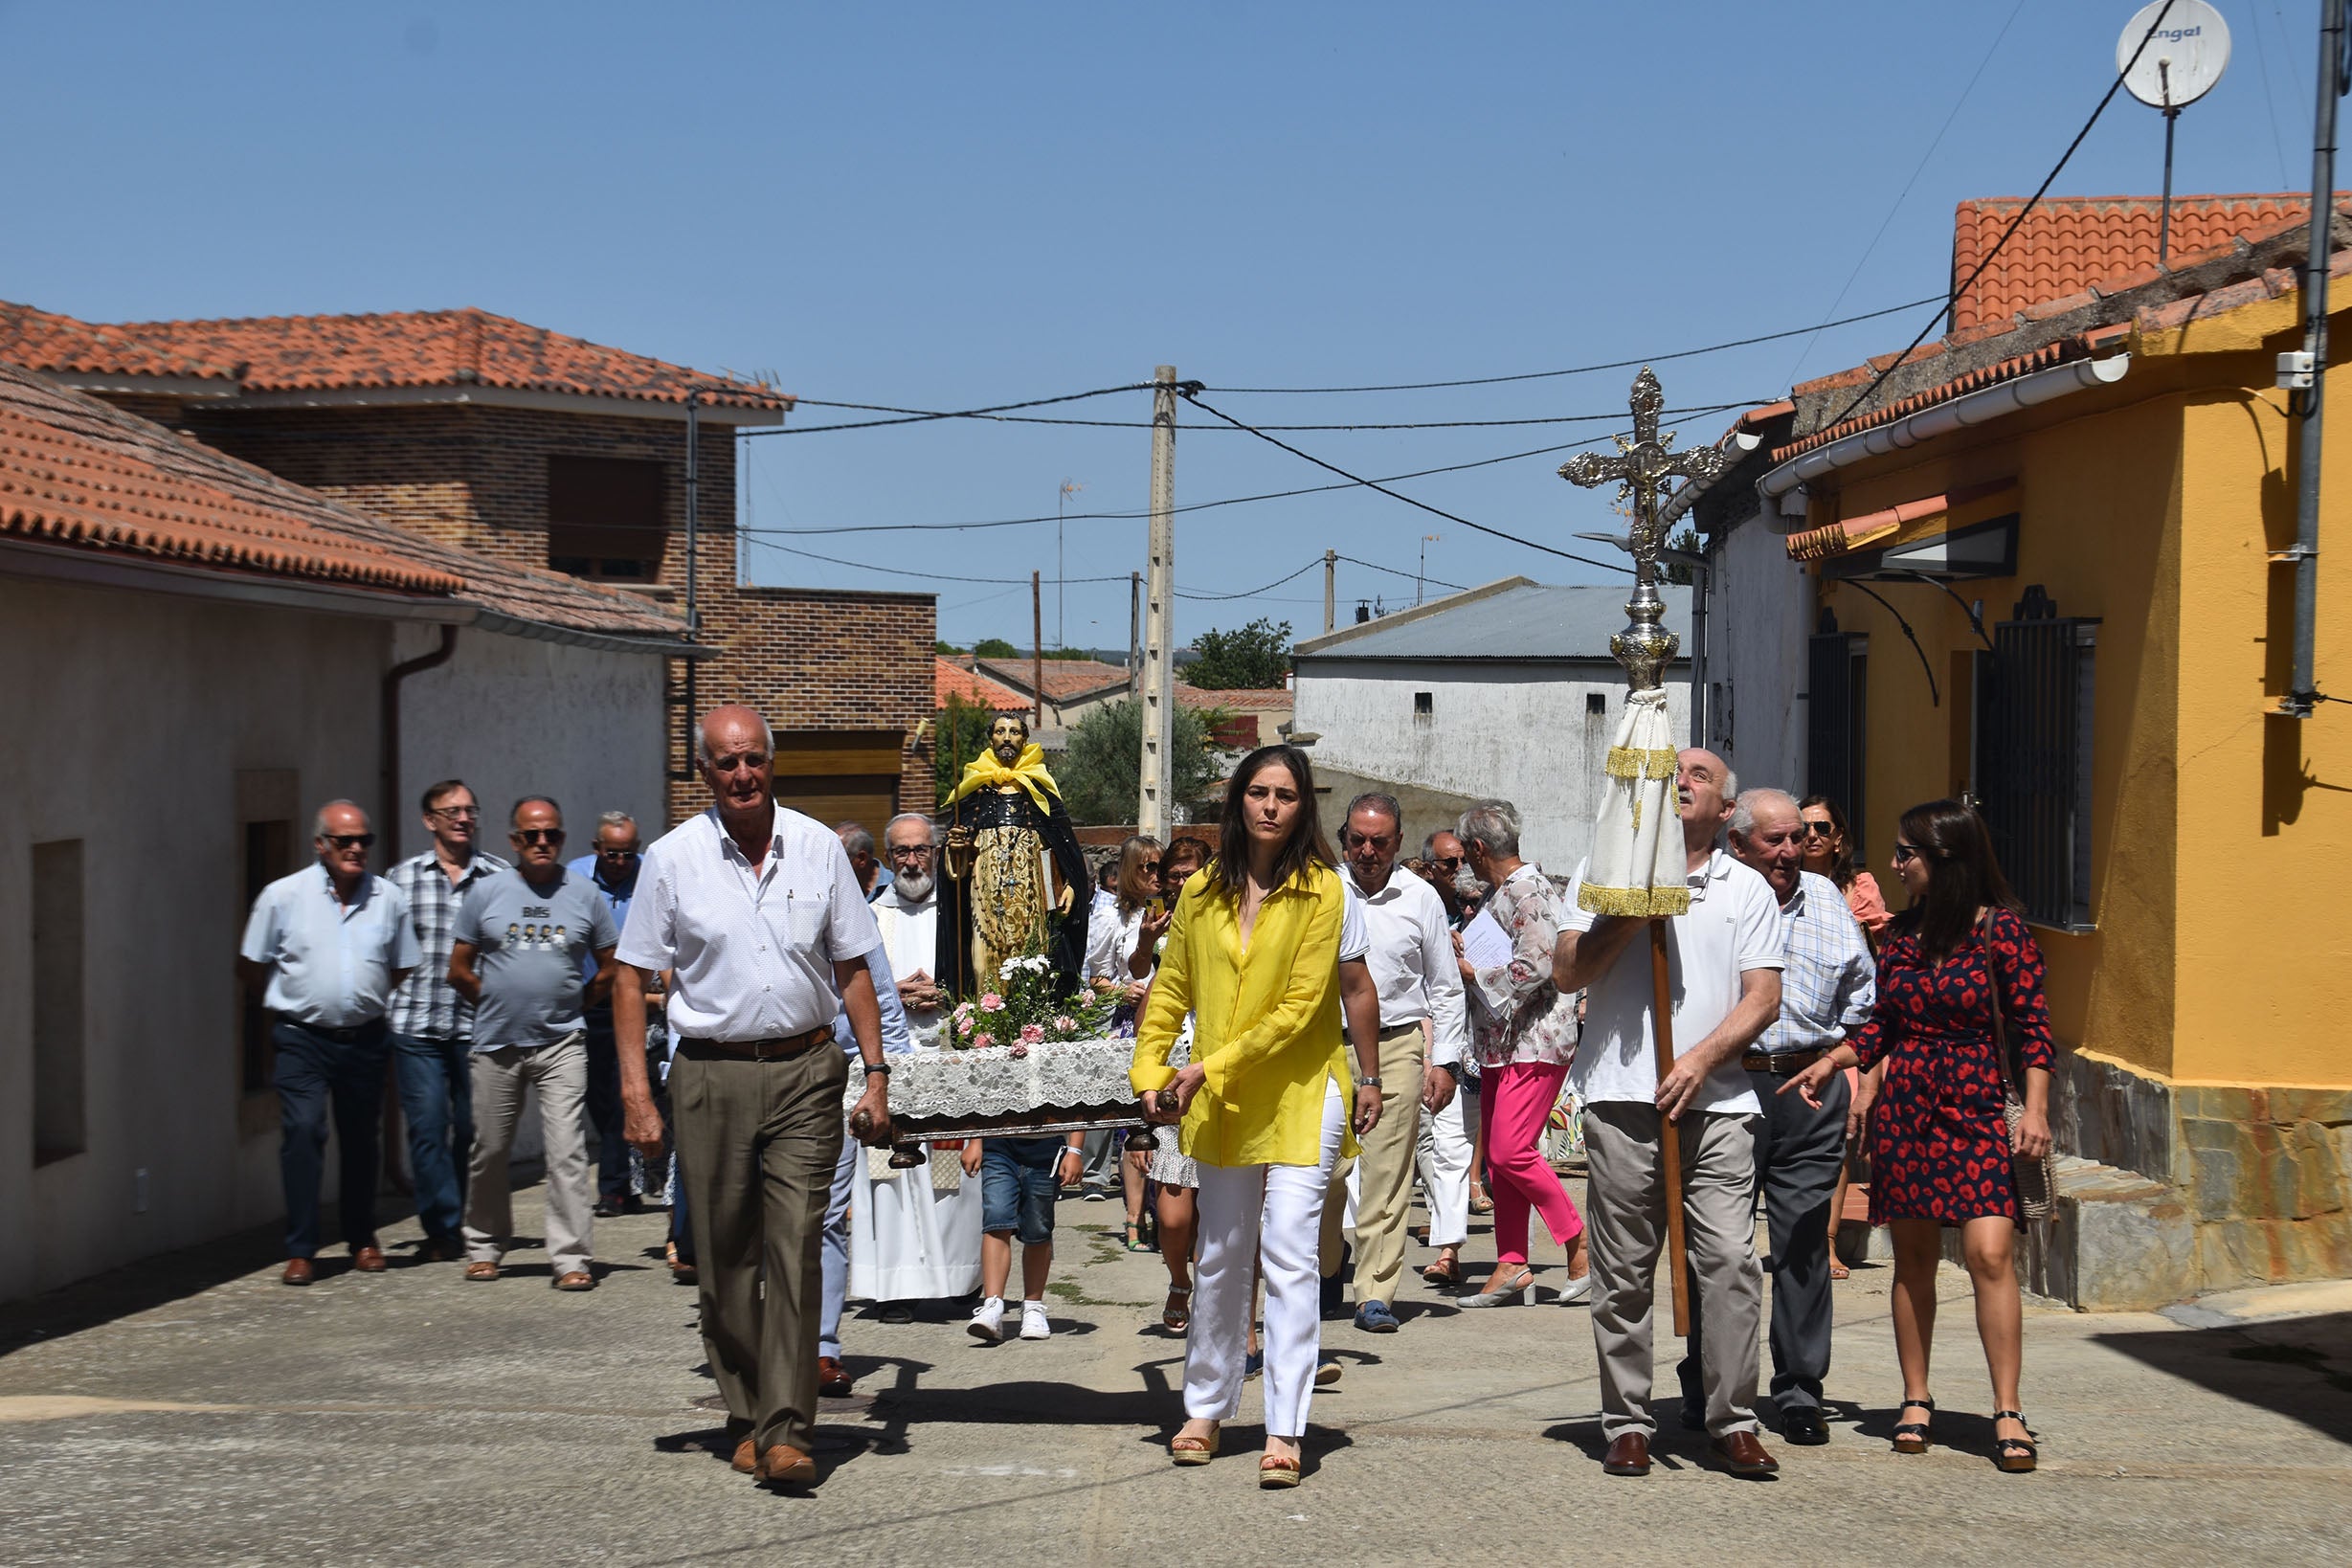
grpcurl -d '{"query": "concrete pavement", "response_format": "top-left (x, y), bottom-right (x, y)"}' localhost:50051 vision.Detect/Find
top-left (2, 1175), bottom-right (2349, 1566)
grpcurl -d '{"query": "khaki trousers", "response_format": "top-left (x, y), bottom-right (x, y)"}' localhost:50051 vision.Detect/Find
top-left (1348, 1022), bottom-right (1428, 1306)
top-left (671, 1041), bottom-right (849, 1455)
top-left (464, 1033), bottom-right (592, 1278)
top-left (1581, 1102), bottom-right (1763, 1441)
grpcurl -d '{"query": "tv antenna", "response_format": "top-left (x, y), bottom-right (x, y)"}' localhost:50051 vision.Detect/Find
top-left (2118, 1), bottom-right (2232, 267)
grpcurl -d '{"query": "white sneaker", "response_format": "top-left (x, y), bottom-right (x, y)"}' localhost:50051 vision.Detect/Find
top-left (1019, 1299), bottom-right (1052, 1340)
top-left (1557, 1272), bottom-right (1593, 1307)
top-left (968, 1296), bottom-right (1005, 1342)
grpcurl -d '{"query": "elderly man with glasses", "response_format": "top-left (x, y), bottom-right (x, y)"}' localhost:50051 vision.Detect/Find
top-left (387, 780), bottom-right (510, 1261)
top-left (448, 796), bottom-right (620, 1291)
top-left (870, 812), bottom-right (946, 1040)
top-left (238, 801), bottom-right (419, 1286)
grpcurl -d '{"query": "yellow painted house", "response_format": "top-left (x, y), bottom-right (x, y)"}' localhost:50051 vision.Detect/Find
top-left (1682, 197), bottom-right (2352, 1307)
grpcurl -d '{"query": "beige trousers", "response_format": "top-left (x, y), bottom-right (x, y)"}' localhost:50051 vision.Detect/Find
top-left (1581, 1101), bottom-right (1763, 1441)
top-left (1348, 1022), bottom-right (1429, 1306)
top-left (464, 1033), bottom-right (592, 1278)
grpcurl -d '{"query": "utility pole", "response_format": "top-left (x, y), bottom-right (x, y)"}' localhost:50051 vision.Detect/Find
top-left (1129, 571), bottom-right (1143, 699)
top-left (1323, 549), bottom-right (1336, 635)
top-left (683, 390), bottom-right (701, 783)
top-left (1031, 570), bottom-right (1044, 731)
top-left (2286, 0), bottom-right (2346, 717)
top-left (1138, 366), bottom-right (1177, 836)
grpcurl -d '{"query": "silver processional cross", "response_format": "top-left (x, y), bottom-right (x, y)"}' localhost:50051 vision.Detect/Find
top-left (1559, 367), bottom-right (1731, 693)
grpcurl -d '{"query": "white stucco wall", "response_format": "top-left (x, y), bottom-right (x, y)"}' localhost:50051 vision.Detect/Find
top-left (0, 583), bottom-right (674, 1303)
top-left (1290, 658), bottom-right (1690, 873)
top-left (390, 624), bottom-right (667, 860)
top-left (1706, 517), bottom-right (1815, 800)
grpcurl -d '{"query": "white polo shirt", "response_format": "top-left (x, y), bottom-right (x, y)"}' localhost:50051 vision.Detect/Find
top-left (1345, 863), bottom-right (1469, 1066)
top-left (1565, 849), bottom-right (1784, 1115)
top-left (617, 802), bottom-right (883, 1042)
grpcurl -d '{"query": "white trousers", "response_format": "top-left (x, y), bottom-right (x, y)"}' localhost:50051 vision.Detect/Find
top-left (1415, 1079), bottom-right (1474, 1247)
top-left (1186, 1082), bottom-right (1346, 1439)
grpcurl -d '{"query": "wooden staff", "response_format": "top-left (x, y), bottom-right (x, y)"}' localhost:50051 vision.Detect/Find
top-left (1649, 921), bottom-right (1691, 1337)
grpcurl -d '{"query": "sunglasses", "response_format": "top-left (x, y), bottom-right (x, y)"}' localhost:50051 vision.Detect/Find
top-left (1800, 821), bottom-right (1836, 839)
top-left (428, 805), bottom-right (480, 820)
top-left (596, 844), bottom-right (638, 859)
top-left (513, 829), bottom-right (567, 846)
top-left (323, 833), bottom-right (374, 850)
top-left (1432, 856), bottom-right (1463, 870)
top-left (1141, 860), bottom-right (1162, 873)
top-left (1892, 842), bottom-right (1923, 864)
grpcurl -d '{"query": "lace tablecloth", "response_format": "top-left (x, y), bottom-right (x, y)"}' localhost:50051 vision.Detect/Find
top-left (844, 1037), bottom-right (1141, 1121)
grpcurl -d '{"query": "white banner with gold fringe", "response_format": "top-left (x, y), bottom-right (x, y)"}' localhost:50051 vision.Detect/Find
top-left (1576, 686), bottom-right (1690, 919)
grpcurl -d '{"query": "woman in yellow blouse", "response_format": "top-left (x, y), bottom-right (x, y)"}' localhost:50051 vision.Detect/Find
top-left (1133, 744), bottom-right (1380, 1488)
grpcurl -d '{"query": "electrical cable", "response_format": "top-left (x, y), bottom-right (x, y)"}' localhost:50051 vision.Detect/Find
top-left (1820, 0), bottom-right (2184, 435)
top-left (1202, 299), bottom-right (1942, 394)
top-left (1174, 560), bottom-right (1322, 602)
top-left (1336, 553), bottom-right (1467, 593)
top-left (1177, 392), bottom-right (1634, 576)
top-left (757, 403), bottom-right (1752, 436)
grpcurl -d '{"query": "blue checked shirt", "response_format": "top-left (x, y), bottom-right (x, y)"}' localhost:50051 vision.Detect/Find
top-left (1757, 870), bottom-right (1876, 1055)
top-left (387, 849), bottom-right (511, 1039)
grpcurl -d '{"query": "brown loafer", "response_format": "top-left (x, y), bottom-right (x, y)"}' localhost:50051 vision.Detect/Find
top-left (552, 1270), bottom-right (596, 1291)
top-left (350, 1245), bottom-right (388, 1273)
top-left (731, 1438), bottom-right (758, 1475)
top-left (417, 1236), bottom-right (464, 1263)
top-left (1602, 1431), bottom-right (1651, 1475)
top-left (1709, 1429), bottom-right (1781, 1476)
top-left (753, 1445), bottom-right (817, 1486)
top-left (463, 1261), bottom-right (500, 1282)
top-left (280, 1258), bottom-right (314, 1288)
top-left (818, 1355), bottom-right (853, 1398)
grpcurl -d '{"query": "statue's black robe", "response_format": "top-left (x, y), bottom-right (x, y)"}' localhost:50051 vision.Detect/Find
top-left (934, 784), bottom-right (1091, 1001)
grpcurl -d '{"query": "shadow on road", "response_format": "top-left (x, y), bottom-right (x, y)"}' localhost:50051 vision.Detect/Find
top-left (2091, 1310), bottom-right (2352, 1445)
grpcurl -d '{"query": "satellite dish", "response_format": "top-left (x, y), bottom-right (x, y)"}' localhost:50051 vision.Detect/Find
top-left (2117, 0), bottom-right (2231, 110)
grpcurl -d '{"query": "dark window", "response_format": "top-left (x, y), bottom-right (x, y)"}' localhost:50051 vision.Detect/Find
top-left (1980, 585), bottom-right (2098, 931)
top-left (1806, 613), bottom-right (1868, 861)
top-left (1413, 691), bottom-right (1433, 721)
top-left (1586, 691), bottom-right (1607, 716)
top-left (548, 456), bottom-right (666, 580)
top-left (241, 819), bottom-right (291, 1095)
top-left (33, 840), bottom-right (86, 1166)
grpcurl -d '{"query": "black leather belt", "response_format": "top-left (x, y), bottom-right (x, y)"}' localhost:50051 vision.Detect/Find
top-left (282, 1019), bottom-right (382, 1044)
top-left (683, 1025), bottom-right (835, 1061)
top-left (1742, 1046), bottom-right (1827, 1076)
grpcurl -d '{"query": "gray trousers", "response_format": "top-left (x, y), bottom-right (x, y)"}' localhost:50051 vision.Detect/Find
top-left (671, 1041), bottom-right (849, 1455)
top-left (464, 1033), bottom-right (593, 1277)
top-left (1680, 1068), bottom-right (1849, 1417)
top-left (1582, 1102), bottom-right (1762, 1441)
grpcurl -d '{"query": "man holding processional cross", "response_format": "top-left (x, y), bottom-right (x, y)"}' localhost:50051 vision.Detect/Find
top-left (1555, 370), bottom-right (1784, 1479)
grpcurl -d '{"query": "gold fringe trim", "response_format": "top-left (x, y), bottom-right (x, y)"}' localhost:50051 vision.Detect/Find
top-left (1603, 746), bottom-right (1680, 780)
top-left (1577, 883), bottom-right (1694, 919)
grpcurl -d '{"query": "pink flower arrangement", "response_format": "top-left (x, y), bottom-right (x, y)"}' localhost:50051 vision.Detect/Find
top-left (942, 944), bottom-right (1121, 1050)
top-left (978, 993), bottom-right (1004, 1012)
top-left (1052, 1015), bottom-right (1076, 1033)
top-left (1019, 1023), bottom-right (1046, 1045)
top-left (971, 1031), bottom-right (996, 1050)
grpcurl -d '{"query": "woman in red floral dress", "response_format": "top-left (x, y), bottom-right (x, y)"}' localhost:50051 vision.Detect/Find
top-left (1783, 800), bottom-right (2054, 1473)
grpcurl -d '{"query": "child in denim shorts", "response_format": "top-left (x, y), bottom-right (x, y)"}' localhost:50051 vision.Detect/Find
top-left (968, 1132), bottom-right (1084, 1342)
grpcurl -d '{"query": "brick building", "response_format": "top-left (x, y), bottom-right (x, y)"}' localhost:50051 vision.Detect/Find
top-left (0, 302), bottom-right (937, 827)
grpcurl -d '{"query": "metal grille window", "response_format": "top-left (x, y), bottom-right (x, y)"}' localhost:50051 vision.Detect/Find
top-left (1806, 615), bottom-right (1868, 859)
top-left (1980, 585), bottom-right (2098, 931)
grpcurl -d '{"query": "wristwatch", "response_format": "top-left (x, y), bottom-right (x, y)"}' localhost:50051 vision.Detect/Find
top-left (1358, 1075), bottom-right (1382, 1089)
top-left (863, 1061), bottom-right (893, 1076)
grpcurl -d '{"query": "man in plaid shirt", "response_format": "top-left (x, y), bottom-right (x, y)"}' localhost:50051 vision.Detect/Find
top-left (1678, 786), bottom-right (1874, 1448)
top-left (388, 779), bottom-right (509, 1261)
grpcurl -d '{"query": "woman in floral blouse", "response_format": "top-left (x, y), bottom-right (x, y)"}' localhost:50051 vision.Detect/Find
top-left (1453, 800), bottom-right (1591, 1308)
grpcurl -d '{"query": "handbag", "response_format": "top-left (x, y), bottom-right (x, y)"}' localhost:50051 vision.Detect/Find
top-left (1982, 911), bottom-right (2055, 1223)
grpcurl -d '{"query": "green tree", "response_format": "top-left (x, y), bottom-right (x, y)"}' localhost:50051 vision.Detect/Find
top-left (1186, 616), bottom-right (1293, 690)
top-left (934, 638), bottom-right (964, 655)
top-left (1055, 700), bottom-right (1224, 825)
top-left (932, 692), bottom-right (1005, 808)
top-left (972, 636), bottom-right (1019, 659)
top-left (1665, 526), bottom-right (1704, 587)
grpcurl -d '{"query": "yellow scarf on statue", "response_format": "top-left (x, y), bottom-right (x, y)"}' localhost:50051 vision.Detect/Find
top-left (945, 742), bottom-right (1062, 814)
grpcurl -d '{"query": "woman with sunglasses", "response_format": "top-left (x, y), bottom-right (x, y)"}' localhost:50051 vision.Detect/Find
top-left (1133, 835), bottom-right (1211, 1325)
top-left (1796, 795), bottom-right (1891, 945)
top-left (1781, 799), bottom-right (2054, 1473)
top-left (1134, 745), bottom-right (1380, 1489)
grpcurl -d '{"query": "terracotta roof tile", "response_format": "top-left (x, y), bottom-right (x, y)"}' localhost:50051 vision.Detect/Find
top-left (1768, 338), bottom-right (2093, 467)
top-left (935, 657), bottom-right (1026, 709)
top-left (974, 657), bottom-right (1133, 701)
top-left (0, 302), bottom-right (790, 413)
top-left (0, 359), bottom-right (690, 641)
top-left (1950, 193), bottom-right (2347, 330)
top-left (1174, 685), bottom-right (1293, 711)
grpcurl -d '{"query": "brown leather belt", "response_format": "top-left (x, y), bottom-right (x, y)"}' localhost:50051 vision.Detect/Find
top-left (683, 1025), bottom-right (834, 1061)
top-left (1742, 1046), bottom-right (1827, 1076)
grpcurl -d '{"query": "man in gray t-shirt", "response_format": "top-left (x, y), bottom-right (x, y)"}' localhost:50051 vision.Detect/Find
top-left (449, 796), bottom-right (620, 1289)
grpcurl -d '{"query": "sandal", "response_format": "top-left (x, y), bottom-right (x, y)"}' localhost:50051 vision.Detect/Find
top-left (1467, 1184), bottom-right (1494, 1216)
top-left (1992, 1410), bottom-right (2038, 1473)
top-left (1162, 1284), bottom-right (1193, 1332)
top-left (1125, 1221), bottom-right (1155, 1253)
top-left (1828, 1258), bottom-right (1850, 1280)
top-left (1169, 1421), bottom-right (1220, 1466)
top-left (1258, 1451), bottom-right (1301, 1489)
top-left (1420, 1259), bottom-right (1462, 1288)
top-left (1891, 1396), bottom-right (1934, 1454)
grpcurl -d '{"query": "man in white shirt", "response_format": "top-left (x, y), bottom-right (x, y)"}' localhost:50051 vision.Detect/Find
top-left (1335, 793), bottom-right (1469, 1334)
top-left (613, 706), bottom-right (894, 1490)
top-left (871, 812), bottom-right (945, 1042)
top-left (1554, 748), bottom-right (1784, 1480)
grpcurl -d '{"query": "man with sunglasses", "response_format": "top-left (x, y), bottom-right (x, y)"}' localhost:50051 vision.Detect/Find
top-left (387, 780), bottom-right (510, 1262)
top-left (238, 800), bottom-right (419, 1286)
top-left (570, 812), bottom-right (650, 1217)
top-left (448, 796), bottom-right (619, 1290)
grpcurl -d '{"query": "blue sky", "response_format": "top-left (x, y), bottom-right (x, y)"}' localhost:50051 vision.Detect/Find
top-left (0, 2), bottom-right (2318, 647)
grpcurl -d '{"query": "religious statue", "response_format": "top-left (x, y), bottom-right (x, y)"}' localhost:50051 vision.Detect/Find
top-left (937, 711), bottom-right (1091, 999)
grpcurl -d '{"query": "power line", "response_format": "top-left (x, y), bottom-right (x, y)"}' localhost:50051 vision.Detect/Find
top-left (759, 403), bottom-right (1752, 436)
top-left (744, 383), bottom-right (1150, 436)
top-left (1175, 561), bottom-right (1322, 602)
top-left (1337, 553), bottom-right (1467, 594)
top-left (1179, 392), bottom-right (1634, 577)
top-left (745, 421), bottom-right (1737, 538)
top-left (1203, 299), bottom-right (1942, 394)
top-left (1820, 0), bottom-right (2184, 434)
